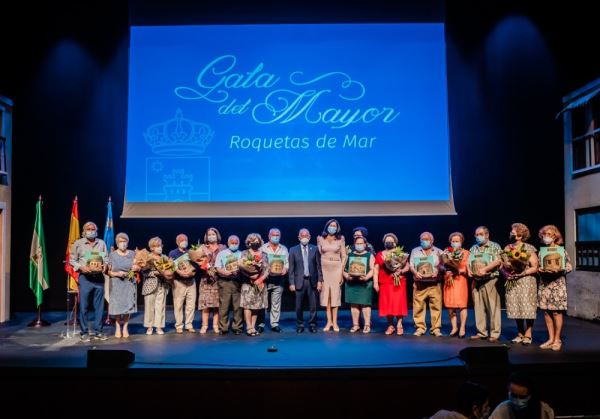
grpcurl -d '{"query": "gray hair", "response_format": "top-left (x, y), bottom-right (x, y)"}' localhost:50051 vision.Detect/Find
top-left (475, 226), bottom-right (490, 235)
top-left (298, 228), bottom-right (310, 236)
top-left (245, 233), bottom-right (264, 247)
top-left (420, 231), bottom-right (434, 241)
top-left (268, 228), bottom-right (281, 237)
top-left (227, 235), bottom-right (240, 244)
top-left (116, 232), bottom-right (129, 243)
top-left (148, 236), bottom-right (162, 249)
top-left (81, 221), bottom-right (97, 236)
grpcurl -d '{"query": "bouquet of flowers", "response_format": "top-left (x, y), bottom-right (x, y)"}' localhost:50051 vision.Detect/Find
top-left (154, 256), bottom-right (176, 282)
top-left (502, 244), bottom-right (530, 291)
top-left (442, 247), bottom-right (464, 274)
top-left (383, 246), bottom-right (408, 286)
top-left (188, 243), bottom-right (207, 265)
top-left (239, 252), bottom-right (265, 292)
top-left (126, 248), bottom-right (152, 283)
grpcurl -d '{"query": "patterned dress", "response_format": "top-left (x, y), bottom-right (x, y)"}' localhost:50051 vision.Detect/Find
top-left (107, 250), bottom-right (137, 315)
top-left (505, 243), bottom-right (538, 319)
top-left (198, 244), bottom-right (225, 310)
top-left (538, 251), bottom-right (570, 311)
top-left (239, 249), bottom-right (269, 310)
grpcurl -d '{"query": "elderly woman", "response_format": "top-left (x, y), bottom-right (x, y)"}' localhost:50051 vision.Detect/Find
top-left (198, 227), bottom-right (226, 334)
top-left (343, 236), bottom-right (376, 333)
top-left (142, 236), bottom-right (170, 335)
top-left (501, 223), bottom-right (539, 345)
top-left (374, 233), bottom-right (409, 336)
top-left (409, 231), bottom-right (444, 337)
top-left (238, 233), bottom-right (269, 336)
top-left (537, 225), bottom-right (571, 351)
top-left (107, 232), bottom-right (137, 338)
top-left (442, 232), bottom-right (470, 338)
top-left (318, 219), bottom-right (347, 332)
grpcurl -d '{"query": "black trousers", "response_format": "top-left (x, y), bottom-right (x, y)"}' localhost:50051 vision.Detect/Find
top-left (296, 279), bottom-right (317, 326)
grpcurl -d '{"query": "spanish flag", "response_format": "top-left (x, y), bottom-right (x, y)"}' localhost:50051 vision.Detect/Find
top-left (65, 196), bottom-right (79, 293)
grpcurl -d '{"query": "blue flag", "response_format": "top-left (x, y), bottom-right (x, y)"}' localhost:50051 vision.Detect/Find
top-left (103, 197), bottom-right (114, 251)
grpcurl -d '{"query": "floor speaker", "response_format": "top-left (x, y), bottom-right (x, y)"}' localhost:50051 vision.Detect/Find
top-left (87, 349), bottom-right (135, 368)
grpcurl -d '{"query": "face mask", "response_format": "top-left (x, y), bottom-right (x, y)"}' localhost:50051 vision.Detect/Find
top-left (384, 242), bottom-right (395, 250)
top-left (300, 237), bottom-right (309, 245)
top-left (179, 241), bottom-right (188, 249)
top-left (509, 233), bottom-right (517, 242)
top-left (229, 244), bottom-right (239, 252)
top-left (327, 226), bottom-right (337, 235)
top-left (451, 242), bottom-right (461, 250)
top-left (85, 230), bottom-right (97, 240)
top-left (270, 236), bottom-right (280, 244)
top-left (153, 246), bottom-right (163, 255)
top-left (355, 244), bottom-right (365, 252)
top-left (509, 394), bottom-right (531, 411)
top-left (117, 242), bottom-right (128, 251)
top-left (542, 236), bottom-right (554, 245)
top-left (207, 234), bottom-right (218, 243)
top-left (250, 242), bottom-right (261, 250)
top-left (420, 240), bottom-right (431, 249)
top-left (475, 235), bottom-right (487, 245)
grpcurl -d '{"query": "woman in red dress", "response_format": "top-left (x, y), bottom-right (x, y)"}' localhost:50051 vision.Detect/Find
top-left (374, 233), bottom-right (409, 335)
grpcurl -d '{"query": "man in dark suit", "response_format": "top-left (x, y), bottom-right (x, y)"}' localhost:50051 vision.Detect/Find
top-left (288, 228), bottom-right (323, 333)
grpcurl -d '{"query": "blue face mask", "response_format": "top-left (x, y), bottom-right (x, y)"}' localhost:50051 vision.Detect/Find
top-left (355, 244), bottom-right (365, 252)
top-left (228, 244), bottom-right (239, 252)
top-left (509, 394), bottom-right (531, 411)
top-left (270, 236), bottom-right (280, 244)
top-left (327, 226), bottom-right (337, 235)
top-left (420, 240), bottom-right (431, 249)
top-left (451, 242), bottom-right (461, 250)
top-left (85, 230), bottom-right (97, 240)
top-left (475, 235), bottom-right (487, 245)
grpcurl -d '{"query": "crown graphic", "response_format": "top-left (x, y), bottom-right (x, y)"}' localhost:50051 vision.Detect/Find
top-left (163, 169), bottom-right (194, 201)
top-left (144, 109), bottom-right (214, 156)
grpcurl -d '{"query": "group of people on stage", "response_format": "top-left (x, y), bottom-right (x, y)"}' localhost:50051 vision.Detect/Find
top-left (69, 219), bottom-right (570, 351)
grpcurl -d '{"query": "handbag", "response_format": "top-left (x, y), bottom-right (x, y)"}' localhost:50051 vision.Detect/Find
top-left (141, 275), bottom-right (158, 296)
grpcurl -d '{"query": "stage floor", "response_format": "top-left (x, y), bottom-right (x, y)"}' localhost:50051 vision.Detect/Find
top-left (1, 309), bottom-right (599, 370)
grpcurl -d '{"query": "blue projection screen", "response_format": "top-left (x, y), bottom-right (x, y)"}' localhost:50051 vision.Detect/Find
top-left (123, 24), bottom-right (454, 217)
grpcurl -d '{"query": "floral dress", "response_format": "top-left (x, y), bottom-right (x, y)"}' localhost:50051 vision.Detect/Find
top-left (538, 251), bottom-right (570, 311)
top-left (504, 243), bottom-right (538, 319)
top-left (239, 250), bottom-right (269, 310)
top-left (198, 244), bottom-right (225, 310)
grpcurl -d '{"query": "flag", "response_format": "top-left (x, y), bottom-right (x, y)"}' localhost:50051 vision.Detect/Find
top-left (29, 197), bottom-right (49, 307)
top-left (65, 196), bottom-right (79, 292)
top-left (103, 197), bottom-right (114, 251)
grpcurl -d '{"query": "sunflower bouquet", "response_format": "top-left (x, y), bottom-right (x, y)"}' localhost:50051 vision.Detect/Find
top-left (502, 244), bottom-right (530, 291)
top-left (154, 256), bottom-right (176, 281)
top-left (383, 246), bottom-right (408, 286)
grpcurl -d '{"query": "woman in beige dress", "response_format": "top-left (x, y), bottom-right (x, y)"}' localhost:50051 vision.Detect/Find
top-left (317, 219), bottom-right (347, 332)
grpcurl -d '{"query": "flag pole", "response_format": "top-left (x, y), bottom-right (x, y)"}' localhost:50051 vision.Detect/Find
top-left (28, 196), bottom-right (50, 328)
top-left (27, 305), bottom-right (50, 327)
top-left (103, 196), bottom-right (114, 326)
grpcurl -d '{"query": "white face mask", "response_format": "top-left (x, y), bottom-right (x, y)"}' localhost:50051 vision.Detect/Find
top-left (117, 242), bottom-right (128, 251)
top-left (300, 237), bottom-right (309, 245)
top-left (153, 246), bottom-right (163, 255)
top-left (85, 230), bottom-right (97, 240)
top-left (542, 236), bottom-right (554, 245)
top-left (509, 394), bottom-right (531, 411)
top-left (207, 234), bottom-right (217, 243)
top-left (179, 241), bottom-right (188, 249)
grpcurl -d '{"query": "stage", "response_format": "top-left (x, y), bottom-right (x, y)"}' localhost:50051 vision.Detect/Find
top-left (1, 309), bottom-right (599, 417)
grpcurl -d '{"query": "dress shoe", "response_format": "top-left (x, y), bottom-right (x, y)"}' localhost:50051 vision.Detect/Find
top-left (218, 330), bottom-right (229, 335)
top-left (233, 330), bottom-right (243, 335)
top-left (296, 326), bottom-right (305, 333)
top-left (309, 326), bottom-right (317, 333)
top-left (256, 326), bottom-right (265, 334)
top-left (271, 326), bottom-right (282, 333)
top-left (470, 335), bottom-right (485, 340)
top-left (488, 337), bottom-right (499, 343)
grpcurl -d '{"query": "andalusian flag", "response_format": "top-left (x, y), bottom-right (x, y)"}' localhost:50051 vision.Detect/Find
top-left (103, 197), bottom-right (114, 251)
top-left (65, 197), bottom-right (79, 292)
top-left (29, 197), bottom-right (49, 307)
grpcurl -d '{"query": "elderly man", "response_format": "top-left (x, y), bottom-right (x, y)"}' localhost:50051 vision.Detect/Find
top-left (468, 226), bottom-right (503, 342)
top-left (257, 228), bottom-right (289, 333)
top-left (215, 235), bottom-right (244, 335)
top-left (168, 234), bottom-right (197, 334)
top-left (69, 221), bottom-right (108, 342)
top-left (410, 231), bottom-right (444, 336)
top-left (288, 228), bottom-right (323, 333)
